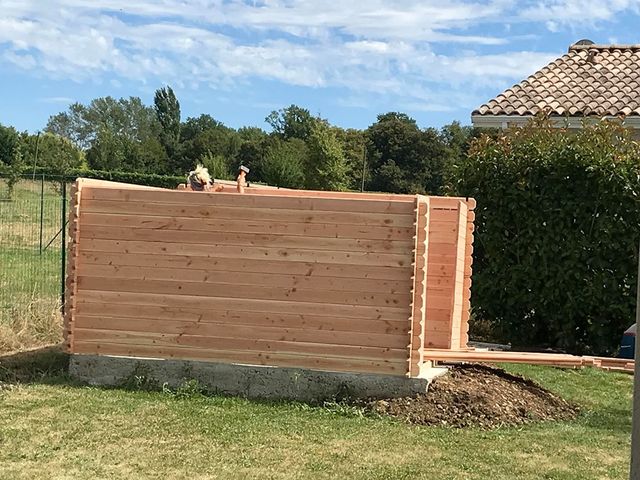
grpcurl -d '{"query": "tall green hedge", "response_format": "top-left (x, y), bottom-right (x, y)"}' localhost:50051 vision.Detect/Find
top-left (26, 167), bottom-right (185, 189)
top-left (450, 118), bottom-right (640, 355)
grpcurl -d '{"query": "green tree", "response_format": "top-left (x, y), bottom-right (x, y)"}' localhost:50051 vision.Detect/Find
top-left (259, 139), bottom-right (306, 188)
top-left (334, 127), bottom-right (367, 190)
top-left (45, 96), bottom-right (167, 173)
top-left (265, 105), bottom-right (316, 141)
top-left (135, 136), bottom-right (170, 173)
top-left (441, 121), bottom-right (494, 165)
top-left (366, 112), bottom-right (450, 194)
top-left (0, 123), bottom-right (20, 167)
top-left (20, 132), bottom-right (86, 174)
top-left (154, 86), bottom-right (181, 167)
top-left (235, 127), bottom-right (269, 180)
top-left (86, 127), bottom-right (127, 171)
top-left (45, 103), bottom-right (91, 149)
top-left (200, 151), bottom-right (232, 180)
top-left (305, 122), bottom-right (350, 191)
top-left (178, 115), bottom-right (240, 174)
top-left (2, 145), bottom-right (25, 199)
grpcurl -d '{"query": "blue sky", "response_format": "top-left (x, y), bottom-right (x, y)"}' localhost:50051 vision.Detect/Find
top-left (1, 0), bottom-right (640, 133)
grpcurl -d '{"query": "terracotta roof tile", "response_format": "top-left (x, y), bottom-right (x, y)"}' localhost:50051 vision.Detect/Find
top-left (474, 43), bottom-right (640, 117)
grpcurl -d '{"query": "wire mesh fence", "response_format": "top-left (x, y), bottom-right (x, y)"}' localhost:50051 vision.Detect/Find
top-left (0, 174), bottom-right (69, 351)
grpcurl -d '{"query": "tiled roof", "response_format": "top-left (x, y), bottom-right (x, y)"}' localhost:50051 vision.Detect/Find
top-left (473, 43), bottom-right (640, 117)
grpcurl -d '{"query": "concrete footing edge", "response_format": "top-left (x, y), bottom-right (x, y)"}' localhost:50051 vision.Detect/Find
top-left (69, 354), bottom-right (435, 402)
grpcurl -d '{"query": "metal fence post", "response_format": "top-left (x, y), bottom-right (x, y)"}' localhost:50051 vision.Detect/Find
top-left (631, 241), bottom-right (640, 480)
top-left (39, 174), bottom-right (44, 254)
top-left (61, 180), bottom-right (67, 313)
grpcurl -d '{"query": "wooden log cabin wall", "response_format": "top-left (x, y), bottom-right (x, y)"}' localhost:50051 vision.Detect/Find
top-left (64, 179), bottom-right (475, 377)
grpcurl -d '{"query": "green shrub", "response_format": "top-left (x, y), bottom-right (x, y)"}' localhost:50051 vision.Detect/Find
top-left (201, 151), bottom-right (233, 181)
top-left (450, 117), bottom-right (640, 355)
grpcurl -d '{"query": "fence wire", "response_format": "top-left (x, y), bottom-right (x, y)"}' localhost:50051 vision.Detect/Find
top-left (0, 174), bottom-right (69, 331)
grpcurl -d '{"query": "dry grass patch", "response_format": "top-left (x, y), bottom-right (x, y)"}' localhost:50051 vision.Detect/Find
top-left (0, 299), bottom-right (62, 354)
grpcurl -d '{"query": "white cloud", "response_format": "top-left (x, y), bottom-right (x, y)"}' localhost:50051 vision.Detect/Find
top-left (520, 0), bottom-right (640, 28)
top-left (40, 96), bottom-right (74, 104)
top-left (0, 0), bottom-right (638, 115)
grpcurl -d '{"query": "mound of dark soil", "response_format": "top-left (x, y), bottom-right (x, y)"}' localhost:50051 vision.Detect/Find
top-left (362, 364), bottom-right (579, 428)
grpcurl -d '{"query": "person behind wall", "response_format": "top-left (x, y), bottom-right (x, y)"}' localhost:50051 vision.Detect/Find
top-left (185, 164), bottom-right (224, 192)
top-left (237, 165), bottom-right (249, 193)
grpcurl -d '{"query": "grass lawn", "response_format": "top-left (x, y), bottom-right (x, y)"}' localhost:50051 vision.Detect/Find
top-left (0, 353), bottom-right (633, 480)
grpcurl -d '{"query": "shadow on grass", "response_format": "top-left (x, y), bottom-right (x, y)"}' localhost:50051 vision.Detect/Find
top-left (579, 406), bottom-right (633, 432)
top-left (0, 344), bottom-right (74, 386)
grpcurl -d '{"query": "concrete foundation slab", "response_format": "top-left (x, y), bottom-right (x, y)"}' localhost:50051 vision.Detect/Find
top-left (69, 354), bottom-right (433, 402)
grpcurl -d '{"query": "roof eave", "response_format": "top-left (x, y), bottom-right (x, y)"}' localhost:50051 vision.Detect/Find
top-left (471, 114), bottom-right (640, 129)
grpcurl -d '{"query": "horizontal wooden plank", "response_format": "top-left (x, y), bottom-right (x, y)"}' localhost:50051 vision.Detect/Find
top-left (79, 225), bottom-right (413, 255)
top-left (426, 253), bottom-right (457, 264)
top-left (423, 318), bottom-right (453, 333)
top-left (76, 291), bottom-right (411, 321)
top-left (238, 188), bottom-right (416, 202)
top-left (79, 252), bottom-right (413, 280)
top-left (82, 187), bottom-right (416, 215)
top-left (425, 308), bottom-right (452, 323)
top-left (427, 209), bottom-right (461, 222)
top-left (428, 230), bottom-right (459, 245)
top-left (79, 213), bottom-right (415, 241)
top-left (78, 179), bottom-right (165, 190)
top-left (424, 332), bottom-right (452, 348)
top-left (428, 197), bottom-right (465, 208)
top-left (426, 276), bottom-right (457, 288)
top-left (76, 276), bottom-right (413, 308)
top-left (427, 242), bottom-right (459, 256)
top-left (426, 293), bottom-right (462, 310)
top-left (72, 342), bottom-right (407, 375)
top-left (78, 264), bottom-right (412, 294)
top-left (74, 317), bottom-right (409, 349)
top-left (74, 329), bottom-right (407, 361)
top-left (74, 303), bottom-right (410, 335)
top-left (81, 199), bottom-right (414, 227)
top-left (422, 349), bottom-right (583, 367)
top-left (79, 239), bottom-right (412, 268)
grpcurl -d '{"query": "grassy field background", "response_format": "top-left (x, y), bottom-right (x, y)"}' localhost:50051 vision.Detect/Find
top-left (0, 352), bottom-right (633, 480)
top-left (0, 178), bottom-right (66, 352)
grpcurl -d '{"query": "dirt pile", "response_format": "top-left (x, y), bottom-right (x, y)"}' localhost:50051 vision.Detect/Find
top-left (362, 364), bottom-right (579, 428)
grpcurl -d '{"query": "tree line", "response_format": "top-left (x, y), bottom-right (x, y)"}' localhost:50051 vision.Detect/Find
top-left (0, 86), bottom-right (479, 194)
